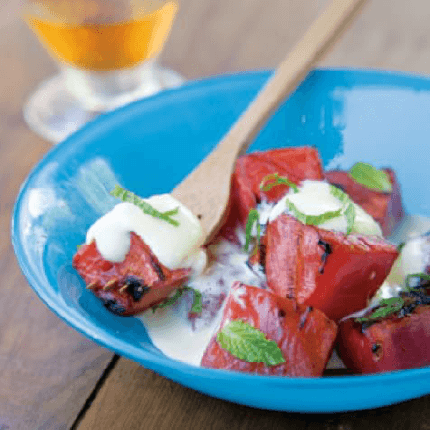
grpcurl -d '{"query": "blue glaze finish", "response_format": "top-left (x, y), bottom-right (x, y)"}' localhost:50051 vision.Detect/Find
top-left (12, 69), bottom-right (430, 412)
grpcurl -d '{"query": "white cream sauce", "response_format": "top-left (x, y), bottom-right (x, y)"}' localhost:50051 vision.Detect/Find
top-left (86, 195), bottom-right (207, 275)
top-left (85, 186), bottom-right (430, 367)
top-left (372, 215), bottom-right (430, 302)
top-left (85, 193), bottom-right (267, 365)
top-left (142, 214), bottom-right (430, 367)
top-left (139, 235), bottom-right (267, 365)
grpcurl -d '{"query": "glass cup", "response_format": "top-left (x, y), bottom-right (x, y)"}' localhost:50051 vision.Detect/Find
top-left (22, 0), bottom-right (184, 143)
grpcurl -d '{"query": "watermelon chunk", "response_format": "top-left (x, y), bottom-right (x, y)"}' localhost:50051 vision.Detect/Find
top-left (219, 147), bottom-right (325, 237)
top-left (73, 232), bottom-right (190, 316)
top-left (201, 282), bottom-right (337, 376)
top-left (326, 169), bottom-right (404, 236)
top-left (337, 304), bottom-right (430, 374)
top-left (265, 214), bottom-right (399, 321)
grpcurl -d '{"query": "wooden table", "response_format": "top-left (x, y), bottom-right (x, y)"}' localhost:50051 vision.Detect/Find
top-left (3, 0), bottom-right (430, 428)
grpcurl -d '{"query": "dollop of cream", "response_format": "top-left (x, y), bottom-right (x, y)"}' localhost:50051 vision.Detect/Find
top-left (86, 194), bottom-right (206, 275)
top-left (373, 232), bottom-right (430, 301)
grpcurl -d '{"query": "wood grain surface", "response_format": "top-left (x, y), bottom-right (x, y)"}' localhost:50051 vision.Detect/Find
top-left (0, 17), bottom-right (115, 430)
top-left (2, 0), bottom-right (430, 429)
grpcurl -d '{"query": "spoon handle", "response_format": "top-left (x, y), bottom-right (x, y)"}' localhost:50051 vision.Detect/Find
top-left (173, 0), bottom-right (367, 240)
top-left (220, 0), bottom-right (368, 159)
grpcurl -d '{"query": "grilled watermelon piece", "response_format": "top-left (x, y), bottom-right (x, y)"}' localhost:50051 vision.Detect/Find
top-left (73, 232), bottom-right (190, 316)
top-left (337, 303), bottom-right (430, 374)
top-left (265, 214), bottom-right (398, 321)
top-left (201, 282), bottom-right (337, 376)
top-left (219, 147), bottom-right (325, 236)
top-left (326, 168), bottom-right (404, 236)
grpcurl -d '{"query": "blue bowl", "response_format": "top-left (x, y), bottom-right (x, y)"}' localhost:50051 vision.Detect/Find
top-left (12, 69), bottom-right (430, 412)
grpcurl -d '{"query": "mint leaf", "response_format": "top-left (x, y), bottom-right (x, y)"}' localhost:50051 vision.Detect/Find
top-left (244, 209), bottom-right (261, 253)
top-left (259, 173), bottom-right (299, 193)
top-left (217, 320), bottom-right (285, 366)
top-left (348, 162), bottom-right (392, 193)
top-left (111, 185), bottom-right (179, 226)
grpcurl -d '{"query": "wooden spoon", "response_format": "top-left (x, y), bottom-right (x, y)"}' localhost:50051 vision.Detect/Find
top-left (172, 0), bottom-right (368, 242)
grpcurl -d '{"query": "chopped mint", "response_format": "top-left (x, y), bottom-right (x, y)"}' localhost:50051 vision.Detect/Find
top-left (405, 272), bottom-right (430, 290)
top-left (259, 173), bottom-right (299, 193)
top-left (152, 289), bottom-right (184, 312)
top-left (397, 242), bottom-right (406, 253)
top-left (244, 209), bottom-right (261, 253)
top-left (355, 297), bottom-right (404, 323)
top-left (330, 185), bottom-right (356, 234)
top-left (152, 286), bottom-right (203, 315)
top-left (188, 287), bottom-right (203, 314)
top-left (110, 185), bottom-right (179, 226)
top-left (285, 199), bottom-right (343, 227)
top-left (343, 202), bottom-right (356, 235)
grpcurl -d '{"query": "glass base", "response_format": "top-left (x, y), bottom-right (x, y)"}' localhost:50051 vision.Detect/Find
top-left (23, 66), bottom-right (184, 143)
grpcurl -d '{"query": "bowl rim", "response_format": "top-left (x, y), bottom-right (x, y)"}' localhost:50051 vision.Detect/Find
top-left (11, 67), bottom-right (430, 411)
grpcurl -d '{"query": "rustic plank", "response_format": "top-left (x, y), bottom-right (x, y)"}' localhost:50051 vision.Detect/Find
top-left (74, 358), bottom-right (310, 430)
top-left (75, 358), bottom-right (430, 430)
top-left (163, 0), bottom-right (430, 79)
top-left (0, 18), bottom-right (114, 430)
top-left (307, 396), bottom-right (430, 430)
top-left (321, 0), bottom-right (430, 74)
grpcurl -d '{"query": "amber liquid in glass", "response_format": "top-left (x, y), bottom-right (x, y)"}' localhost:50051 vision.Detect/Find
top-left (24, 0), bottom-right (178, 71)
